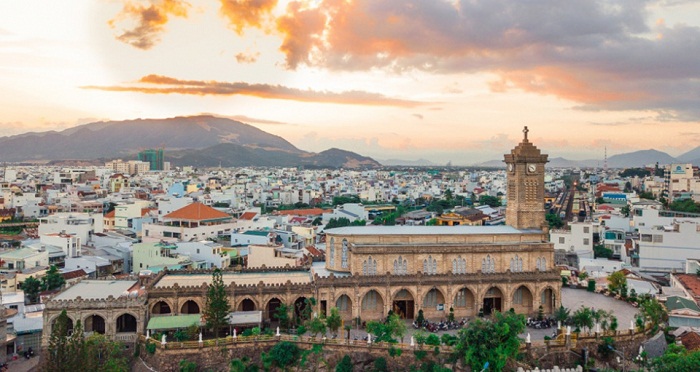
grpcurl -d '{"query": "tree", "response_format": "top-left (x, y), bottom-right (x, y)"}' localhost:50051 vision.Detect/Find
top-left (266, 341), bottom-right (301, 370)
top-left (326, 307), bottom-right (342, 336)
top-left (46, 310), bottom-right (78, 371)
top-left (620, 205), bottom-right (630, 217)
top-left (416, 309), bottom-right (425, 326)
top-left (23, 275), bottom-right (42, 303)
top-left (273, 303), bottom-right (291, 329)
top-left (373, 357), bottom-right (388, 372)
top-left (455, 311), bottom-right (526, 371)
top-left (478, 195), bottom-right (501, 208)
top-left (335, 355), bottom-right (353, 372)
top-left (43, 265), bottom-right (65, 291)
top-left (546, 213), bottom-right (564, 229)
top-left (608, 271), bottom-right (627, 294)
top-left (594, 244), bottom-right (614, 259)
top-left (572, 306), bottom-right (593, 333)
top-left (651, 344), bottom-right (700, 371)
top-left (203, 269), bottom-right (231, 338)
top-left (82, 334), bottom-right (130, 372)
top-left (306, 316), bottom-right (327, 338)
top-left (638, 296), bottom-right (668, 334)
top-left (553, 305), bottom-right (570, 324)
top-left (386, 313), bottom-right (407, 343)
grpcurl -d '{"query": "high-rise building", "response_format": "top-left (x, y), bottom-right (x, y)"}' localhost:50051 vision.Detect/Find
top-left (137, 148), bottom-right (165, 171)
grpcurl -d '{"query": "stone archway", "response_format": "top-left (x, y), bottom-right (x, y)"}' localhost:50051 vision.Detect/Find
top-left (541, 287), bottom-right (555, 314)
top-left (294, 297), bottom-right (311, 322)
top-left (361, 289), bottom-right (384, 321)
top-left (180, 300), bottom-right (201, 314)
top-left (392, 289), bottom-right (415, 319)
top-left (422, 288), bottom-right (446, 319)
top-left (51, 315), bottom-right (74, 335)
top-left (482, 287), bottom-right (503, 316)
top-left (266, 297), bottom-right (282, 321)
top-left (152, 300), bottom-right (172, 315)
top-left (85, 314), bottom-right (106, 334)
top-left (453, 287), bottom-right (476, 317)
top-left (238, 298), bottom-right (257, 312)
top-left (512, 285), bottom-right (534, 315)
top-left (335, 294), bottom-right (353, 321)
top-left (116, 313), bottom-right (137, 333)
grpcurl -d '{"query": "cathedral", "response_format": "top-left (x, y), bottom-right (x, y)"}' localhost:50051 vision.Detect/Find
top-left (43, 127), bottom-right (561, 344)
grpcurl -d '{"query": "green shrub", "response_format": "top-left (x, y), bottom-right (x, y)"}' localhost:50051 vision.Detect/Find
top-left (145, 341), bottom-right (156, 355)
top-left (179, 359), bottom-right (197, 372)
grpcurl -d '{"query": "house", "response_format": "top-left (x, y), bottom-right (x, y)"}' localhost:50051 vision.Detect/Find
top-left (132, 241), bottom-right (192, 274)
top-left (0, 248), bottom-right (48, 271)
top-left (142, 202), bottom-right (236, 243)
top-left (666, 296), bottom-right (700, 327)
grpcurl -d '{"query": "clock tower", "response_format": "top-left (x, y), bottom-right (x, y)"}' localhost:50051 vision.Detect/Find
top-left (504, 127), bottom-right (548, 230)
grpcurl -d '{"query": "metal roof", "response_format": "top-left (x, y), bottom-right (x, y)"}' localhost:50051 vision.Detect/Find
top-left (227, 311), bottom-right (262, 325)
top-left (52, 280), bottom-right (137, 301)
top-left (147, 314), bottom-right (202, 330)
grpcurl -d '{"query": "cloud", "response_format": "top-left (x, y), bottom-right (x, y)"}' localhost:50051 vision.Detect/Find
top-left (82, 74), bottom-right (423, 107)
top-left (109, 0), bottom-right (190, 50)
top-left (411, 113), bottom-right (423, 120)
top-left (235, 51), bottom-right (260, 63)
top-left (219, 0), bottom-right (278, 35)
top-left (273, 0), bottom-right (700, 119)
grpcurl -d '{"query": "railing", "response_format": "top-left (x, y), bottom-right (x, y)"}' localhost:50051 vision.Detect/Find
top-left (115, 332), bottom-right (138, 342)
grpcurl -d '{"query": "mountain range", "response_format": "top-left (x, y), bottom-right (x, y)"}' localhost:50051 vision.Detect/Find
top-left (479, 149), bottom-right (700, 168)
top-left (0, 116), bottom-right (380, 169)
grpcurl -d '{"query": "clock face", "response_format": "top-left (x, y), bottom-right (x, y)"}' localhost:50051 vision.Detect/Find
top-left (507, 164), bottom-right (513, 172)
top-left (528, 164), bottom-right (536, 173)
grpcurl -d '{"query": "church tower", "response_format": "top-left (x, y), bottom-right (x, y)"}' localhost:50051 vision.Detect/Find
top-left (504, 127), bottom-right (548, 230)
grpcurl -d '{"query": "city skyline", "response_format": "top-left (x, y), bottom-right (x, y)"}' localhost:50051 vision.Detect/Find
top-left (2, 0), bottom-right (700, 164)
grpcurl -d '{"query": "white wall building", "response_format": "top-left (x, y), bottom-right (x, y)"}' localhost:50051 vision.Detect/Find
top-left (638, 221), bottom-right (700, 271)
top-left (40, 232), bottom-right (81, 258)
top-left (38, 212), bottom-right (104, 243)
top-left (551, 222), bottom-right (596, 267)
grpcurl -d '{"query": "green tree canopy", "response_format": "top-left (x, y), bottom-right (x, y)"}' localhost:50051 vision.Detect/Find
top-left (478, 195), bottom-right (502, 208)
top-left (203, 269), bottom-right (231, 338)
top-left (335, 355), bottom-right (353, 372)
top-left (546, 213), bottom-right (564, 229)
top-left (23, 275), bottom-right (42, 303)
top-left (607, 271), bottom-right (627, 294)
top-left (43, 265), bottom-right (65, 291)
top-left (455, 311), bottom-right (526, 371)
top-left (325, 307), bottom-right (342, 336)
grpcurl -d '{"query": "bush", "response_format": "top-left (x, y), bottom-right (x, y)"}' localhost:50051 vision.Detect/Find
top-left (335, 355), bottom-right (353, 372)
top-left (179, 359), bottom-right (197, 372)
top-left (587, 279), bottom-right (596, 292)
top-left (373, 357), bottom-right (388, 372)
top-left (413, 350), bottom-right (427, 361)
top-left (426, 334), bottom-right (441, 346)
top-left (145, 341), bottom-right (156, 355)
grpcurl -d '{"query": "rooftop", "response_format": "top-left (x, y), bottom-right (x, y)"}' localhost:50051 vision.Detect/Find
top-left (163, 202), bottom-right (232, 221)
top-left (52, 280), bottom-right (138, 301)
top-left (325, 225), bottom-right (533, 236)
top-left (154, 271), bottom-right (312, 288)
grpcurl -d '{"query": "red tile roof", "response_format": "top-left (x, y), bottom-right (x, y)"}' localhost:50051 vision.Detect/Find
top-left (305, 246), bottom-right (323, 257)
top-left (239, 212), bottom-right (257, 220)
top-left (62, 269), bottom-right (87, 280)
top-left (104, 210), bottom-right (115, 218)
top-left (274, 208), bottom-right (331, 217)
top-left (164, 202), bottom-right (232, 221)
top-left (676, 274), bottom-right (700, 302)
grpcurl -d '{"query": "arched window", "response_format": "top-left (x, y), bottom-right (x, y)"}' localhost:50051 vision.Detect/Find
top-left (452, 256), bottom-right (467, 274)
top-left (482, 255), bottom-right (495, 273)
top-left (341, 239), bottom-right (349, 268)
top-left (454, 288), bottom-right (468, 307)
top-left (336, 295), bottom-right (350, 311)
top-left (510, 255), bottom-right (523, 273)
top-left (513, 287), bottom-right (523, 304)
top-left (394, 256), bottom-right (407, 275)
top-left (363, 256), bottom-right (377, 275)
top-left (329, 238), bottom-right (335, 267)
top-left (362, 291), bottom-right (380, 310)
top-left (423, 255), bottom-right (437, 275)
top-left (538, 257), bottom-right (547, 271)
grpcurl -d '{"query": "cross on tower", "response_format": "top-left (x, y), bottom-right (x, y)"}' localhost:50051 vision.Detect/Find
top-left (523, 126), bottom-right (529, 141)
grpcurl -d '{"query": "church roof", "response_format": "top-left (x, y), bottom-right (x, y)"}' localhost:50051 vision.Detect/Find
top-left (325, 225), bottom-right (530, 236)
top-left (504, 126), bottom-right (548, 163)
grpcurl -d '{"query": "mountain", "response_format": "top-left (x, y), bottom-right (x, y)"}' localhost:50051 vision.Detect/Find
top-left (0, 115), bottom-right (299, 162)
top-left (0, 115), bottom-right (380, 168)
top-left (677, 146), bottom-right (700, 165)
top-left (378, 158), bottom-right (437, 166)
top-left (606, 149), bottom-right (676, 168)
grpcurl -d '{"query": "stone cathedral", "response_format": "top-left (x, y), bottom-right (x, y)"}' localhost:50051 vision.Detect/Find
top-left (43, 128), bottom-right (561, 344)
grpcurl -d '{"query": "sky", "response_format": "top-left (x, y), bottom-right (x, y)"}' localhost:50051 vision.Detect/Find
top-left (1, 0), bottom-right (700, 165)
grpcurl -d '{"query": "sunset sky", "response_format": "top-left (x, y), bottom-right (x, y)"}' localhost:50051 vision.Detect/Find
top-left (1, 0), bottom-right (699, 164)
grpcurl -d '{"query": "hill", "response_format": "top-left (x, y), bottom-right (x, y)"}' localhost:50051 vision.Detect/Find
top-left (0, 116), bottom-right (380, 168)
top-left (606, 149), bottom-right (676, 168)
top-left (678, 146), bottom-right (700, 165)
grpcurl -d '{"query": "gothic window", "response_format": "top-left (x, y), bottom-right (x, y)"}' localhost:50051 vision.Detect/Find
top-left (336, 295), bottom-right (350, 311)
top-left (539, 257), bottom-right (547, 271)
top-left (362, 291), bottom-right (379, 310)
top-left (482, 255), bottom-right (495, 273)
top-left (394, 256), bottom-right (407, 275)
top-left (363, 256), bottom-right (377, 276)
top-left (329, 238), bottom-right (335, 267)
top-left (454, 288), bottom-right (468, 307)
top-left (341, 239), bottom-right (348, 268)
top-left (452, 256), bottom-right (467, 274)
top-left (423, 289), bottom-right (439, 307)
top-left (510, 255), bottom-right (523, 272)
top-left (423, 255), bottom-right (437, 275)
top-left (513, 287), bottom-right (523, 304)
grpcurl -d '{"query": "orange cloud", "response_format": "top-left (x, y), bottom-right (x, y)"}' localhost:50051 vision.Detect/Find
top-left (82, 74), bottom-right (423, 107)
top-left (276, 1), bottom-right (326, 69)
top-left (219, 0), bottom-right (278, 35)
top-left (109, 0), bottom-right (190, 50)
top-left (490, 67), bottom-right (642, 104)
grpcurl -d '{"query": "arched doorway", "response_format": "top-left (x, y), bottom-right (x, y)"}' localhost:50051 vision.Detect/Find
top-left (180, 300), bottom-right (200, 314)
top-left (116, 313), bottom-right (137, 333)
top-left (453, 287), bottom-right (475, 317)
top-left (238, 298), bottom-right (256, 312)
top-left (512, 286), bottom-right (534, 315)
top-left (152, 301), bottom-right (171, 315)
top-left (267, 298), bottom-right (282, 321)
top-left (85, 314), bottom-right (106, 334)
top-left (335, 295), bottom-right (353, 321)
top-left (294, 297), bottom-right (311, 322)
top-left (482, 287), bottom-right (503, 316)
top-left (541, 288), bottom-right (555, 314)
top-left (361, 290), bottom-right (384, 320)
top-left (392, 289), bottom-right (415, 319)
top-left (51, 316), bottom-right (74, 336)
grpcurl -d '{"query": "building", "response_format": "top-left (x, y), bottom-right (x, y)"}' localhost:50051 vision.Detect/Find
top-left (138, 148), bottom-right (165, 171)
top-left (38, 212), bottom-right (104, 244)
top-left (142, 202), bottom-right (236, 243)
top-left (638, 221), bottom-right (700, 271)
